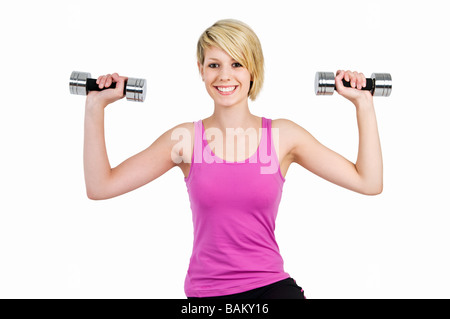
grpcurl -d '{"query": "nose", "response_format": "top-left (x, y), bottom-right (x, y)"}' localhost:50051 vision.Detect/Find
top-left (219, 65), bottom-right (232, 82)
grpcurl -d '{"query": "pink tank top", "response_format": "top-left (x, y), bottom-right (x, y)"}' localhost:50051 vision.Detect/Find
top-left (184, 117), bottom-right (289, 297)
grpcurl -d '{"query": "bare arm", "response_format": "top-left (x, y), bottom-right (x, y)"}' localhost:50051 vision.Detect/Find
top-left (83, 73), bottom-right (183, 200)
top-left (287, 70), bottom-right (383, 195)
top-left (353, 98), bottom-right (383, 194)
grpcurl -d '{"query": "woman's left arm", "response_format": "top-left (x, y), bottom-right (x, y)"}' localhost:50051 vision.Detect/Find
top-left (285, 70), bottom-right (383, 195)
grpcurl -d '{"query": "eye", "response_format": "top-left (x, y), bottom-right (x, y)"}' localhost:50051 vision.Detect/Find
top-left (232, 62), bottom-right (243, 68)
top-left (208, 63), bottom-right (219, 68)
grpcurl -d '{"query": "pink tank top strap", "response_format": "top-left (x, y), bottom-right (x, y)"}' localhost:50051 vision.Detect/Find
top-left (260, 117), bottom-right (283, 178)
top-left (193, 120), bottom-right (203, 164)
top-left (263, 117), bottom-right (271, 158)
top-left (267, 117), bottom-right (278, 165)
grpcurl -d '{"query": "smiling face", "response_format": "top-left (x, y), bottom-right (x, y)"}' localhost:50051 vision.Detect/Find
top-left (198, 46), bottom-right (252, 108)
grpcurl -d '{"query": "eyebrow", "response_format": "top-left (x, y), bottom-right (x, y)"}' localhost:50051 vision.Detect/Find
top-left (205, 57), bottom-right (238, 63)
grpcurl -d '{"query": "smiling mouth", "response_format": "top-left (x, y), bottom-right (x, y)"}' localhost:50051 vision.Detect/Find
top-left (215, 86), bottom-right (237, 95)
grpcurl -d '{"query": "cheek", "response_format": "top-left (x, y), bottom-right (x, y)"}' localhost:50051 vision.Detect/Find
top-left (202, 71), bottom-right (215, 85)
top-left (202, 73), bottom-right (217, 96)
top-left (241, 75), bottom-right (252, 91)
top-left (239, 70), bottom-right (252, 86)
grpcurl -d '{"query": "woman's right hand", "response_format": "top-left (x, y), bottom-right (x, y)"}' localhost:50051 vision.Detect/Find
top-left (85, 73), bottom-right (128, 108)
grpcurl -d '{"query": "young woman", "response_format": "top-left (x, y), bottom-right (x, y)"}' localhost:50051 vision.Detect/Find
top-left (83, 19), bottom-right (382, 299)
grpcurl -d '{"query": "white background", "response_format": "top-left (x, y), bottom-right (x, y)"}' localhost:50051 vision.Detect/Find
top-left (1, 0), bottom-right (449, 298)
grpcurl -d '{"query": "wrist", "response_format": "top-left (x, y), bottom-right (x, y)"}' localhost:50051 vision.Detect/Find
top-left (354, 96), bottom-right (374, 110)
top-left (85, 96), bottom-right (107, 111)
top-left (85, 101), bottom-right (107, 118)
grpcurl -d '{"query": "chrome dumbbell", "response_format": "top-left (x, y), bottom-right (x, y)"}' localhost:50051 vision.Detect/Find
top-left (315, 72), bottom-right (392, 97)
top-left (69, 71), bottom-right (147, 102)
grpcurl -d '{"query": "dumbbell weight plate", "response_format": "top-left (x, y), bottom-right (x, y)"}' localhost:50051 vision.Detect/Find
top-left (314, 72), bottom-right (335, 95)
top-left (126, 77), bottom-right (147, 102)
top-left (372, 73), bottom-right (392, 97)
top-left (70, 71), bottom-right (91, 96)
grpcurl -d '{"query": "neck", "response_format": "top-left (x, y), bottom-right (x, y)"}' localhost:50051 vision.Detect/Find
top-left (208, 100), bottom-right (256, 131)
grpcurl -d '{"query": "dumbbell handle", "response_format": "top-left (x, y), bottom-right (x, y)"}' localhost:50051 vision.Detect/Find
top-left (86, 78), bottom-right (126, 95)
top-left (341, 78), bottom-right (374, 91)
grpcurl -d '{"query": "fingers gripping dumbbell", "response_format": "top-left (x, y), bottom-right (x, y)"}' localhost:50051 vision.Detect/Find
top-left (69, 71), bottom-right (147, 102)
top-left (315, 72), bottom-right (392, 97)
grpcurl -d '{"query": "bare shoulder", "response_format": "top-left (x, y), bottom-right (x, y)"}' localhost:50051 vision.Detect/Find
top-left (164, 121), bottom-right (195, 141)
top-left (271, 118), bottom-right (310, 144)
top-left (271, 118), bottom-right (314, 165)
top-left (173, 121), bottom-right (195, 131)
top-left (272, 118), bottom-right (306, 130)
top-left (152, 121), bottom-right (194, 147)
top-left (168, 121), bottom-right (195, 166)
top-left (270, 119), bottom-right (299, 166)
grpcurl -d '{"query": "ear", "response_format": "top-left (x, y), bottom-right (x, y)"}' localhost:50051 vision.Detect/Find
top-left (197, 61), bottom-right (204, 81)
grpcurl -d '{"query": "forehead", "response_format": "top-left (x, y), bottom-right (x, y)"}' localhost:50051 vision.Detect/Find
top-left (204, 46), bottom-right (235, 61)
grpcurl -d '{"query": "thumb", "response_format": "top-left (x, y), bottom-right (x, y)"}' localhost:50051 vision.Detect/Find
top-left (335, 70), bottom-right (345, 91)
top-left (112, 73), bottom-right (128, 97)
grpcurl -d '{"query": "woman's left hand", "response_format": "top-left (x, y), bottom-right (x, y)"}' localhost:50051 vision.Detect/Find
top-left (335, 70), bottom-right (373, 105)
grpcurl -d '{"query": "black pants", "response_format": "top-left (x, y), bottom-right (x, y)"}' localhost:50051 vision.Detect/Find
top-left (188, 278), bottom-right (306, 299)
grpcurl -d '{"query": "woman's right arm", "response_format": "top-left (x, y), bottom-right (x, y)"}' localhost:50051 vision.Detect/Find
top-left (83, 73), bottom-right (188, 200)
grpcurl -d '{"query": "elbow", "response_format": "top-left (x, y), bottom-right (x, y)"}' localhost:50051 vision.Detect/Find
top-left (361, 183), bottom-right (383, 196)
top-left (86, 191), bottom-right (103, 201)
top-left (86, 187), bottom-right (109, 201)
top-left (87, 193), bottom-right (102, 201)
top-left (364, 187), bottom-right (383, 196)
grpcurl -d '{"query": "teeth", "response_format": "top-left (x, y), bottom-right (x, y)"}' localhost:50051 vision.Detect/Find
top-left (217, 86), bottom-right (236, 92)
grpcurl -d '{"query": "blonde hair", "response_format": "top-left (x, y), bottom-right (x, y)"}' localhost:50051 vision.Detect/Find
top-left (197, 19), bottom-right (264, 101)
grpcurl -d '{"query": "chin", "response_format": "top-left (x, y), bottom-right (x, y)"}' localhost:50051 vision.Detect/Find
top-left (213, 94), bottom-right (247, 107)
top-left (215, 98), bottom-right (243, 108)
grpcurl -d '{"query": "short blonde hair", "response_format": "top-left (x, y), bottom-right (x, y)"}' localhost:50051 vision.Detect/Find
top-left (197, 19), bottom-right (264, 101)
